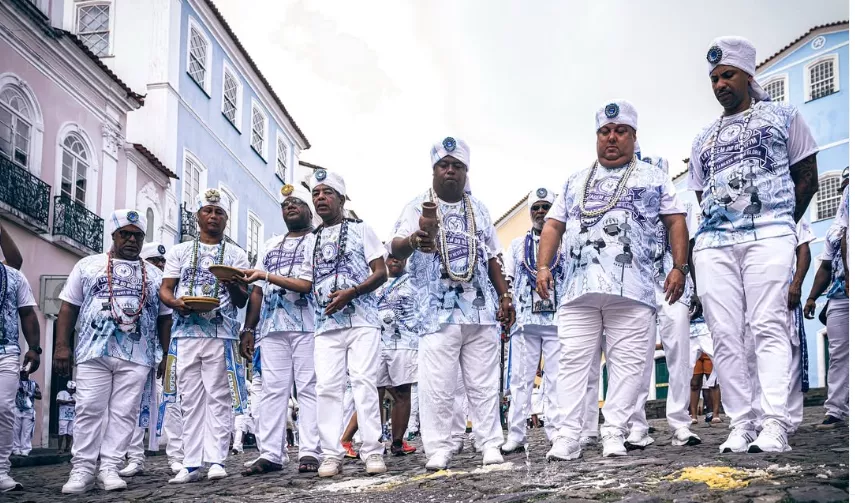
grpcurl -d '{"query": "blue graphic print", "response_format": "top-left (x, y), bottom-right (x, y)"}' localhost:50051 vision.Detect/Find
top-left (506, 233), bottom-right (569, 330)
top-left (258, 235), bottom-right (315, 338)
top-left (0, 266), bottom-right (33, 355)
top-left (376, 274), bottom-right (422, 349)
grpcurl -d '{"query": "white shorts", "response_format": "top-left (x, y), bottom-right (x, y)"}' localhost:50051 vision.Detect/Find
top-left (377, 349), bottom-right (417, 388)
top-left (702, 368), bottom-right (718, 389)
top-left (59, 419), bottom-right (74, 436)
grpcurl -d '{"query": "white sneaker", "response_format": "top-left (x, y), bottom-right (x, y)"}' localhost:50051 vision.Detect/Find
top-left (98, 471), bottom-right (127, 491)
top-left (62, 471), bottom-right (95, 494)
top-left (118, 461), bottom-right (144, 477)
top-left (546, 436), bottom-right (582, 461)
top-left (425, 451), bottom-right (452, 471)
top-left (207, 464), bottom-right (228, 480)
top-left (170, 462), bottom-right (184, 474)
top-left (318, 458), bottom-right (342, 478)
top-left (365, 454), bottom-right (387, 474)
top-left (243, 456), bottom-right (262, 468)
top-left (482, 447), bottom-right (503, 465)
top-left (625, 429), bottom-right (654, 450)
top-left (719, 427), bottom-right (757, 454)
top-left (168, 468), bottom-right (202, 484)
top-left (602, 434), bottom-right (627, 457)
top-left (672, 427), bottom-right (702, 447)
top-left (748, 421), bottom-right (791, 453)
top-left (500, 439), bottom-right (523, 454)
top-left (0, 474), bottom-right (22, 492)
top-left (579, 435), bottom-right (598, 447)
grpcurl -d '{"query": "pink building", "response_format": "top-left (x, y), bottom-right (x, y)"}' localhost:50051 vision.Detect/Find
top-left (0, 0), bottom-right (148, 448)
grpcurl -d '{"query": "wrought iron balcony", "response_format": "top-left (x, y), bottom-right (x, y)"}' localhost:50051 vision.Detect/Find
top-left (0, 156), bottom-right (51, 232)
top-left (52, 195), bottom-right (104, 254)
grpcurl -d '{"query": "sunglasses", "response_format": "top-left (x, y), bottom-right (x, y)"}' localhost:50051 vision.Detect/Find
top-left (435, 160), bottom-right (467, 170)
top-left (117, 230), bottom-right (145, 242)
top-left (531, 203), bottom-right (552, 212)
top-left (281, 197), bottom-right (308, 209)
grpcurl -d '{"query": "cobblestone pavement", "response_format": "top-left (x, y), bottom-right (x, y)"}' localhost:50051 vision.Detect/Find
top-left (6, 406), bottom-right (849, 503)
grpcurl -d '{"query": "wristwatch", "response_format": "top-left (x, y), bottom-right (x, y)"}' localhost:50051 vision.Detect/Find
top-left (673, 264), bottom-right (690, 276)
top-left (29, 345), bottom-right (42, 355)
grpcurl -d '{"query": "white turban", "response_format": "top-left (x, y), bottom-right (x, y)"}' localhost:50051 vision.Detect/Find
top-left (67, 381), bottom-right (76, 390)
top-left (309, 169), bottom-right (346, 198)
top-left (706, 36), bottom-right (770, 102)
top-left (108, 209), bottom-right (146, 235)
top-left (140, 242), bottom-right (167, 260)
top-left (196, 188), bottom-right (230, 214)
top-left (279, 183), bottom-right (314, 216)
top-left (431, 136), bottom-right (470, 168)
top-left (527, 187), bottom-right (555, 210)
top-left (596, 100), bottom-right (638, 131)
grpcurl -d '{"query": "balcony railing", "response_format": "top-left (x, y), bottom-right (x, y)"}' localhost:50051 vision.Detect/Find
top-left (0, 156), bottom-right (51, 231)
top-left (180, 203), bottom-right (256, 265)
top-left (52, 195), bottom-right (104, 253)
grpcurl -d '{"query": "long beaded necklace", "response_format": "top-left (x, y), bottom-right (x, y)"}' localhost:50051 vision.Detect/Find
top-left (377, 273), bottom-right (409, 305)
top-left (275, 233), bottom-right (309, 306)
top-left (312, 218), bottom-right (350, 294)
top-left (0, 264), bottom-right (8, 342)
top-left (106, 251), bottom-right (148, 331)
top-left (579, 157), bottom-right (636, 231)
top-left (706, 98), bottom-right (756, 180)
top-left (187, 238), bottom-right (226, 298)
top-left (431, 189), bottom-right (478, 283)
top-left (522, 231), bottom-right (559, 285)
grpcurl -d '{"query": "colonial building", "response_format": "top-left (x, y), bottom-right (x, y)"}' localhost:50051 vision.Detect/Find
top-left (0, 0), bottom-right (143, 448)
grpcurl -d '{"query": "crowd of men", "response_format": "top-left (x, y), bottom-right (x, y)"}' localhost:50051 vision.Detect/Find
top-left (0, 35), bottom-right (848, 494)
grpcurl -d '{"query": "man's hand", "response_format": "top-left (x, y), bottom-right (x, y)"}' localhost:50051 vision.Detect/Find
top-left (54, 345), bottom-right (73, 377)
top-left (22, 349), bottom-right (40, 374)
top-left (239, 330), bottom-right (255, 361)
top-left (409, 230), bottom-right (434, 253)
top-left (804, 298), bottom-right (817, 319)
top-left (535, 269), bottom-right (554, 301)
top-left (496, 297), bottom-right (515, 334)
top-left (787, 282), bottom-right (803, 311)
top-left (167, 297), bottom-right (192, 316)
top-left (663, 269), bottom-right (686, 305)
top-left (157, 357), bottom-right (167, 380)
top-left (325, 288), bottom-right (357, 316)
top-left (242, 269), bottom-right (267, 283)
top-left (689, 294), bottom-right (703, 320)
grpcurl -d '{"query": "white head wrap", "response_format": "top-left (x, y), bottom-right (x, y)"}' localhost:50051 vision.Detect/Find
top-left (196, 188), bottom-right (230, 214)
top-left (596, 100), bottom-right (638, 131)
top-left (108, 209), bottom-right (146, 235)
top-left (308, 169), bottom-right (346, 198)
top-left (279, 183), bottom-right (314, 216)
top-left (706, 36), bottom-right (770, 102)
top-left (67, 381), bottom-right (76, 390)
top-left (527, 187), bottom-right (556, 210)
top-left (140, 242), bottom-right (167, 260)
top-left (431, 136), bottom-right (471, 193)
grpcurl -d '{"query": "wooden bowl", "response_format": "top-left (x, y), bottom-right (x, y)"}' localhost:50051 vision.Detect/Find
top-left (180, 296), bottom-right (220, 313)
top-left (208, 265), bottom-right (245, 282)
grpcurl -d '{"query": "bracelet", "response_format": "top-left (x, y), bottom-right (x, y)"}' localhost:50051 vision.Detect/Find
top-left (537, 266), bottom-right (549, 271)
top-left (353, 285), bottom-right (361, 297)
top-left (265, 271), bottom-right (270, 283)
top-left (240, 327), bottom-right (255, 335)
top-left (500, 292), bottom-right (513, 301)
top-left (409, 233), bottom-right (419, 250)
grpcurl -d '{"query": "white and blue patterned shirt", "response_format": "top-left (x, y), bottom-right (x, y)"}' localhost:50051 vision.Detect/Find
top-left (0, 265), bottom-right (36, 356)
top-left (15, 379), bottom-right (39, 413)
top-left (60, 254), bottom-right (171, 368)
top-left (505, 231), bottom-right (569, 330)
top-left (834, 185), bottom-right (849, 264)
top-left (163, 241), bottom-right (250, 340)
top-left (297, 220), bottom-right (386, 335)
top-left (688, 101), bottom-right (818, 251)
top-left (821, 224), bottom-right (848, 300)
top-left (257, 234), bottom-right (315, 338)
top-left (689, 315), bottom-right (711, 338)
top-left (389, 191), bottom-right (502, 332)
top-left (547, 160), bottom-right (684, 309)
top-left (376, 274), bottom-right (421, 350)
top-left (653, 193), bottom-right (699, 307)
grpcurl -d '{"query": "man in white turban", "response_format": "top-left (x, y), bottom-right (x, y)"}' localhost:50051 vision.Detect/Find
top-left (689, 36), bottom-right (819, 453)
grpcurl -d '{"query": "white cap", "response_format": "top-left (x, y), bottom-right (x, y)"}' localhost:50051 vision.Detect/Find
top-left (706, 36), bottom-right (770, 102)
top-left (140, 242), bottom-right (167, 260)
top-left (108, 209), bottom-right (146, 235)
top-left (308, 169), bottom-right (346, 198)
top-left (596, 100), bottom-right (638, 131)
top-left (527, 188), bottom-right (556, 210)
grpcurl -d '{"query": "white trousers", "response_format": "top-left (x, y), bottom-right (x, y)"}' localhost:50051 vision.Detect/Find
top-left (315, 327), bottom-right (383, 461)
top-left (554, 294), bottom-right (655, 440)
top-left (695, 235), bottom-right (795, 431)
top-left (406, 383), bottom-right (420, 434)
top-left (627, 319), bottom-right (657, 435)
top-left (451, 368), bottom-right (470, 441)
top-left (12, 411), bottom-right (34, 455)
top-left (0, 355), bottom-right (16, 476)
top-left (71, 357), bottom-right (150, 475)
top-left (581, 349), bottom-right (601, 438)
top-left (506, 324), bottom-right (561, 444)
top-left (419, 323), bottom-right (503, 458)
top-left (126, 426), bottom-right (145, 465)
top-left (176, 338), bottom-right (233, 467)
top-left (163, 400), bottom-right (184, 464)
top-left (258, 331), bottom-right (321, 465)
top-left (824, 298), bottom-right (849, 419)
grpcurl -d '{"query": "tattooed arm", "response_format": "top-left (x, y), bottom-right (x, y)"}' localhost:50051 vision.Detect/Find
top-left (790, 154), bottom-right (818, 223)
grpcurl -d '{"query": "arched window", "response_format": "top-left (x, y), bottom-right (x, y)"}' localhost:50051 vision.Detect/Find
top-left (0, 87), bottom-right (32, 168)
top-left (146, 207), bottom-right (155, 242)
top-left (805, 55), bottom-right (840, 101)
top-left (61, 133), bottom-right (89, 205)
top-left (761, 76), bottom-right (787, 103)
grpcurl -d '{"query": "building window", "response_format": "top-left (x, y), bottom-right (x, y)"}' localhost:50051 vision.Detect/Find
top-left (0, 87), bottom-right (32, 169)
top-left (762, 77), bottom-right (787, 103)
top-left (222, 65), bottom-right (241, 127)
top-left (60, 133), bottom-right (89, 205)
top-left (247, 212), bottom-right (262, 261)
top-left (806, 56), bottom-right (839, 101)
top-left (187, 21), bottom-right (211, 92)
top-left (814, 172), bottom-right (843, 221)
top-left (145, 208), bottom-right (155, 242)
top-left (251, 103), bottom-right (266, 156)
top-left (183, 157), bottom-right (203, 207)
top-left (276, 134), bottom-right (288, 179)
top-left (76, 2), bottom-right (111, 57)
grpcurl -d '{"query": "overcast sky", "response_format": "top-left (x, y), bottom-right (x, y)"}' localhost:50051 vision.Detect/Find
top-left (215, 0), bottom-right (848, 233)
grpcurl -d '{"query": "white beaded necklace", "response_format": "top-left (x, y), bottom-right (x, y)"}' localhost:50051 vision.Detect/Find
top-left (706, 98), bottom-right (756, 180)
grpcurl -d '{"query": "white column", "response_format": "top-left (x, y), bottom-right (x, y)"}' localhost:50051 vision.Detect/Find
top-left (40, 315), bottom-right (55, 449)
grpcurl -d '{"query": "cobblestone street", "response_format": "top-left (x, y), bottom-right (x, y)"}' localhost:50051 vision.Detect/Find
top-left (5, 406), bottom-right (848, 503)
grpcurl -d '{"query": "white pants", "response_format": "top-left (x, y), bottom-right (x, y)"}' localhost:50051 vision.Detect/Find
top-left (451, 368), bottom-right (470, 442)
top-left (690, 334), bottom-right (715, 362)
top-left (581, 350), bottom-right (601, 438)
top-left (71, 357), bottom-right (150, 475)
top-left (341, 385), bottom-right (356, 441)
top-left (233, 413), bottom-right (249, 451)
top-left (258, 331), bottom-right (321, 465)
top-left (176, 338), bottom-right (233, 467)
top-left (126, 426), bottom-right (146, 465)
top-left (163, 400), bottom-right (183, 464)
top-left (315, 327), bottom-right (383, 460)
top-left (406, 383), bottom-right (420, 435)
top-left (419, 323), bottom-right (503, 458)
top-left (824, 298), bottom-right (849, 419)
top-left (0, 355), bottom-right (16, 476)
top-left (506, 325), bottom-right (561, 444)
top-left (12, 410), bottom-right (34, 455)
top-left (627, 319), bottom-right (657, 435)
top-left (554, 294), bottom-right (655, 440)
top-left (696, 235), bottom-right (795, 431)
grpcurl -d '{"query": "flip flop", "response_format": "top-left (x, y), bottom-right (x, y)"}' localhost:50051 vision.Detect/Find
top-left (711, 417), bottom-right (723, 425)
top-left (298, 456), bottom-right (319, 473)
top-left (241, 458), bottom-right (283, 476)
